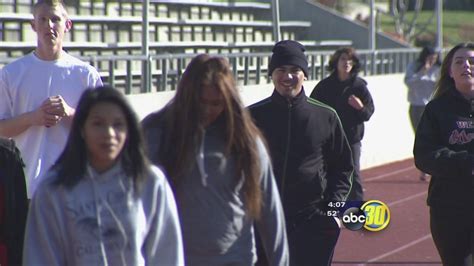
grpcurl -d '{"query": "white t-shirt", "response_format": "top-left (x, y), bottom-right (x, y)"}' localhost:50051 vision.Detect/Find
top-left (0, 51), bottom-right (103, 198)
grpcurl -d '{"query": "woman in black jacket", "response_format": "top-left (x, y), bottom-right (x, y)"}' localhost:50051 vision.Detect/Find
top-left (414, 42), bottom-right (474, 266)
top-left (310, 47), bottom-right (375, 201)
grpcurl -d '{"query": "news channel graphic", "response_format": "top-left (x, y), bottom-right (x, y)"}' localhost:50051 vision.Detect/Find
top-left (326, 200), bottom-right (390, 232)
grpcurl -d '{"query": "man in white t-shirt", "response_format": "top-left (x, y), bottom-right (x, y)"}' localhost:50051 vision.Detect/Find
top-left (0, 0), bottom-right (103, 198)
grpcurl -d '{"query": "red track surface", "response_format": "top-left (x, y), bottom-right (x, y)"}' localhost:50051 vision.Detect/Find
top-left (333, 158), bottom-right (442, 265)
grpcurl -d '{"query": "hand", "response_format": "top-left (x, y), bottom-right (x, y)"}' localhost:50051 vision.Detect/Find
top-left (32, 96), bottom-right (74, 128)
top-left (424, 61), bottom-right (432, 70)
top-left (30, 103), bottom-right (61, 128)
top-left (348, 95), bottom-right (364, 110)
top-left (422, 61), bottom-right (433, 73)
top-left (43, 95), bottom-right (74, 118)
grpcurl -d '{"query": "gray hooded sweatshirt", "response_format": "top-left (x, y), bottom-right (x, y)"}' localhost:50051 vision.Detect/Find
top-left (142, 112), bottom-right (289, 266)
top-left (404, 61), bottom-right (440, 106)
top-left (23, 162), bottom-right (184, 266)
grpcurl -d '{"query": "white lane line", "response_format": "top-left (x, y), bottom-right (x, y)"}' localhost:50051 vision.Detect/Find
top-left (353, 163), bottom-right (431, 265)
top-left (364, 166), bottom-right (416, 182)
top-left (387, 191), bottom-right (428, 207)
top-left (364, 234), bottom-right (433, 264)
top-left (359, 191), bottom-right (430, 265)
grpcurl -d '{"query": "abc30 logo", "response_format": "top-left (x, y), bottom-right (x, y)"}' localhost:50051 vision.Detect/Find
top-left (341, 200), bottom-right (390, 231)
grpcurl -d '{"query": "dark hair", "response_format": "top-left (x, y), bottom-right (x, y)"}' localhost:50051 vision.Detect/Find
top-left (414, 46), bottom-right (441, 72)
top-left (432, 43), bottom-right (474, 99)
top-left (162, 54), bottom-right (263, 219)
top-left (328, 47), bottom-right (361, 78)
top-left (53, 86), bottom-right (150, 191)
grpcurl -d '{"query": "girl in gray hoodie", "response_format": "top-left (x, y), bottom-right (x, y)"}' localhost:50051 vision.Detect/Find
top-left (23, 86), bottom-right (184, 265)
top-left (142, 54), bottom-right (289, 266)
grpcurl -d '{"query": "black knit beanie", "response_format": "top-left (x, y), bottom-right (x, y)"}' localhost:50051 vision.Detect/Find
top-left (268, 40), bottom-right (309, 77)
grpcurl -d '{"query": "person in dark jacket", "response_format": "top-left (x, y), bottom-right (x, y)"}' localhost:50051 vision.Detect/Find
top-left (0, 138), bottom-right (28, 266)
top-left (250, 40), bottom-right (354, 266)
top-left (310, 47), bottom-right (374, 201)
top-left (413, 42), bottom-right (474, 266)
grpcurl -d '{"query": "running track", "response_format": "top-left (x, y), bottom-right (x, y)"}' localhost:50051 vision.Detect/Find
top-left (333, 158), bottom-right (442, 265)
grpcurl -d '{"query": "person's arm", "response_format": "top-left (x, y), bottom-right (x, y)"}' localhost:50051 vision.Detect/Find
top-left (404, 62), bottom-right (419, 85)
top-left (0, 74), bottom-right (36, 137)
top-left (349, 81), bottom-right (375, 122)
top-left (324, 113), bottom-right (354, 202)
top-left (254, 139), bottom-right (289, 266)
top-left (414, 103), bottom-right (474, 178)
top-left (47, 95), bottom-right (76, 125)
top-left (0, 96), bottom-right (73, 137)
top-left (0, 111), bottom-right (38, 138)
top-left (143, 167), bottom-right (184, 265)
top-left (404, 62), bottom-right (429, 89)
top-left (23, 180), bottom-right (66, 266)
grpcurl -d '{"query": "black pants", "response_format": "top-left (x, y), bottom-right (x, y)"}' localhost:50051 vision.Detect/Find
top-left (430, 207), bottom-right (474, 266)
top-left (287, 215), bottom-right (340, 266)
top-left (347, 142), bottom-right (364, 201)
top-left (255, 215), bottom-right (340, 266)
top-left (409, 105), bottom-right (425, 133)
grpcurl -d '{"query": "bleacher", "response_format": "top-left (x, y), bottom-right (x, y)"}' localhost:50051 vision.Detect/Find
top-left (0, 0), bottom-right (325, 54)
top-left (0, 0), bottom-right (353, 92)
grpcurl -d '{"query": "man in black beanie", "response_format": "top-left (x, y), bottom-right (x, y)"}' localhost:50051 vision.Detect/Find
top-left (250, 40), bottom-right (354, 266)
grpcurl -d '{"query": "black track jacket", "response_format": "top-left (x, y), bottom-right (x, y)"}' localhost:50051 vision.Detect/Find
top-left (250, 89), bottom-right (353, 220)
top-left (414, 88), bottom-right (474, 210)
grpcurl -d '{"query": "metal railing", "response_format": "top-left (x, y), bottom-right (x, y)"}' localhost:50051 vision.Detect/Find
top-left (0, 47), bottom-right (424, 94)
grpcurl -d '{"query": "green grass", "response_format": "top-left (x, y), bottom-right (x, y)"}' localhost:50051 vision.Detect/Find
top-left (379, 10), bottom-right (474, 47)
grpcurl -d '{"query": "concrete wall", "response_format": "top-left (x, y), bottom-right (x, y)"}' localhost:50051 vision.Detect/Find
top-left (127, 73), bottom-right (413, 170)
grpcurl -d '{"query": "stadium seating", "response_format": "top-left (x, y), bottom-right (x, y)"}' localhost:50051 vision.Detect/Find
top-left (0, 0), bottom-right (320, 54)
top-left (0, 0), bottom-right (353, 92)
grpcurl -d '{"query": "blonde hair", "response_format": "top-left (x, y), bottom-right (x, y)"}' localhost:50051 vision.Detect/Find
top-left (33, 0), bottom-right (68, 17)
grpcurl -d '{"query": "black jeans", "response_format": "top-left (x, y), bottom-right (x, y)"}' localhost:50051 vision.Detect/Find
top-left (256, 212), bottom-right (340, 266)
top-left (347, 142), bottom-right (363, 201)
top-left (430, 207), bottom-right (474, 266)
top-left (409, 105), bottom-right (426, 133)
top-left (287, 214), bottom-right (340, 266)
